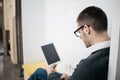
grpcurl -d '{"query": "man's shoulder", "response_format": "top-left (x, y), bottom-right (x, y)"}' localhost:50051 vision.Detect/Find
top-left (89, 47), bottom-right (110, 59)
top-left (93, 47), bottom-right (110, 54)
top-left (85, 47), bottom-right (110, 67)
top-left (78, 47), bottom-right (110, 65)
top-left (73, 47), bottom-right (110, 80)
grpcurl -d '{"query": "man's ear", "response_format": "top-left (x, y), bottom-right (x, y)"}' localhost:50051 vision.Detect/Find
top-left (83, 25), bottom-right (90, 34)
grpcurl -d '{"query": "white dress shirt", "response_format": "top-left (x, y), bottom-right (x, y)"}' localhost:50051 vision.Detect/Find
top-left (88, 40), bottom-right (110, 54)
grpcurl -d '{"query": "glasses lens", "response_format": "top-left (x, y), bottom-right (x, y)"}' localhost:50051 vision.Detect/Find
top-left (75, 31), bottom-right (80, 37)
top-left (74, 25), bottom-right (85, 37)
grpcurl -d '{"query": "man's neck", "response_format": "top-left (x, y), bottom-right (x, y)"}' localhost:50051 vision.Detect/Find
top-left (91, 31), bottom-right (110, 46)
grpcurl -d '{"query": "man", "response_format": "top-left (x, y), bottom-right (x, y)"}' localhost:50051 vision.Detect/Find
top-left (28, 6), bottom-right (110, 80)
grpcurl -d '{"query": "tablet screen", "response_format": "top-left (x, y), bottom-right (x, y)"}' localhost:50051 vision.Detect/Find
top-left (41, 43), bottom-right (60, 65)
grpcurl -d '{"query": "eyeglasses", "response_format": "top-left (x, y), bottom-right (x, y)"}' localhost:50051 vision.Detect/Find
top-left (74, 25), bottom-right (84, 37)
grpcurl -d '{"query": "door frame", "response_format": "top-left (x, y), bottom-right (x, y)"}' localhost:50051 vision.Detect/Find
top-left (15, 0), bottom-right (24, 77)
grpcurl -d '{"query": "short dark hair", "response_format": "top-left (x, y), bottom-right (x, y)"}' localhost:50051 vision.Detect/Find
top-left (77, 6), bottom-right (108, 33)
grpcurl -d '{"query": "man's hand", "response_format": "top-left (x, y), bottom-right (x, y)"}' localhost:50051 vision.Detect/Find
top-left (60, 73), bottom-right (70, 80)
top-left (46, 64), bottom-right (57, 75)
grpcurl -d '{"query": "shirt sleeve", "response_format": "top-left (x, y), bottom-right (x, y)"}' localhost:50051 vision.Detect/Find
top-left (68, 59), bottom-right (94, 80)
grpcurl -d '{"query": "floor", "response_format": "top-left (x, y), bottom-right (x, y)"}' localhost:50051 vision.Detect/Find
top-left (3, 55), bottom-right (24, 80)
top-left (0, 41), bottom-right (3, 80)
top-left (0, 55), bottom-right (3, 80)
top-left (0, 55), bottom-right (24, 80)
top-left (0, 41), bottom-right (24, 80)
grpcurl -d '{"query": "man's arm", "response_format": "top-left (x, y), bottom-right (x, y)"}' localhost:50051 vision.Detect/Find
top-left (68, 59), bottom-right (94, 80)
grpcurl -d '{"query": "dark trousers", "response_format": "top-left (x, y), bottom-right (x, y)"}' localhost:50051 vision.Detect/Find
top-left (28, 68), bottom-right (62, 80)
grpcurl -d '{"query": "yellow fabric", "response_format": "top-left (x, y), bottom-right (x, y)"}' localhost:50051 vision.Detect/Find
top-left (22, 61), bottom-right (47, 76)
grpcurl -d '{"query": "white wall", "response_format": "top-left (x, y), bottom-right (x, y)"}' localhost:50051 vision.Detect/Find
top-left (107, 0), bottom-right (120, 80)
top-left (44, 0), bottom-right (89, 67)
top-left (116, 30), bottom-right (120, 80)
top-left (43, 0), bottom-right (116, 67)
top-left (22, 0), bottom-right (120, 79)
top-left (22, 0), bottom-right (45, 63)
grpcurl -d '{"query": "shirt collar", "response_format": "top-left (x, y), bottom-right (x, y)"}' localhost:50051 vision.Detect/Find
top-left (87, 40), bottom-right (110, 54)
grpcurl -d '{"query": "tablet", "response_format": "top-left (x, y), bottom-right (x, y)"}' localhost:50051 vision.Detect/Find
top-left (41, 43), bottom-right (60, 65)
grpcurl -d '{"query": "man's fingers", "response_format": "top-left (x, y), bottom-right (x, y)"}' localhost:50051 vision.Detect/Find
top-left (51, 64), bottom-right (57, 69)
top-left (60, 74), bottom-right (70, 80)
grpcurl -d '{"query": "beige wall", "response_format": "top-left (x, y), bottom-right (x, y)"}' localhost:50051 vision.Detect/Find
top-left (3, 0), bottom-right (15, 30)
top-left (3, 0), bottom-right (17, 64)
